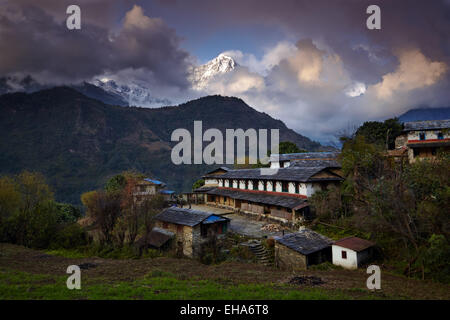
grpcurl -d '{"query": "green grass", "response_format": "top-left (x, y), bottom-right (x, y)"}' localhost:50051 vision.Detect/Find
top-left (0, 268), bottom-right (352, 300)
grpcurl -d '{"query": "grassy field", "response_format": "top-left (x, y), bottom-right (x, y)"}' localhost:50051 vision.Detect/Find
top-left (1, 243), bottom-right (449, 300)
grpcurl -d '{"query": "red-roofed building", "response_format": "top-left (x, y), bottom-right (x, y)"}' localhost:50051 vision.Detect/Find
top-left (332, 237), bottom-right (375, 269)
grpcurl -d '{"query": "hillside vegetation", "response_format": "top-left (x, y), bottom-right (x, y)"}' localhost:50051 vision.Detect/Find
top-left (0, 88), bottom-right (321, 203)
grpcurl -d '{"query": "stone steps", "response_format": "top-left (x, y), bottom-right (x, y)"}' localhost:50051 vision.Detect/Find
top-left (244, 241), bottom-right (274, 266)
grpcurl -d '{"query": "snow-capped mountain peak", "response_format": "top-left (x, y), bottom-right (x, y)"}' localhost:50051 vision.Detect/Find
top-left (190, 53), bottom-right (237, 90)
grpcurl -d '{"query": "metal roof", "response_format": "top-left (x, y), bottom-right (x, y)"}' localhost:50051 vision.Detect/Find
top-left (270, 152), bottom-right (340, 162)
top-left (143, 178), bottom-right (165, 185)
top-left (206, 166), bottom-right (342, 183)
top-left (333, 237), bottom-right (375, 252)
top-left (403, 119), bottom-right (450, 131)
top-left (159, 190), bottom-right (175, 194)
top-left (155, 207), bottom-right (226, 227)
top-left (274, 228), bottom-right (333, 255)
top-left (205, 187), bottom-right (308, 210)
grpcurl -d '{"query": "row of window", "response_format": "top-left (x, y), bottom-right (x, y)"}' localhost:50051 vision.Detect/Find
top-left (418, 132), bottom-right (444, 140)
top-left (220, 179), bottom-right (303, 194)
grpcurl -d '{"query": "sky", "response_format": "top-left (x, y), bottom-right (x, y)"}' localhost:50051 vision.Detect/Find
top-left (1, 0), bottom-right (450, 144)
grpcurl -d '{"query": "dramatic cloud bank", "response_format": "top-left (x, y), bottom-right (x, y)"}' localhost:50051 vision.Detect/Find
top-left (0, 2), bottom-right (191, 89)
top-left (1, 0), bottom-right (449, 144)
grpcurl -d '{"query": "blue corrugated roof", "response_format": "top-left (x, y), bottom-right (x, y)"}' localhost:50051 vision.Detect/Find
top-left (144, 178), bottom-right (164, 185)
top-left (203, 215), bottom-right (227, 224)
top-left (159, 190), bottom-right (175, 194)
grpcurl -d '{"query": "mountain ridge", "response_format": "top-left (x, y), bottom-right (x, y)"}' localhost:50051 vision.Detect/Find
top-left (0, 87), bottom-right (322, 204)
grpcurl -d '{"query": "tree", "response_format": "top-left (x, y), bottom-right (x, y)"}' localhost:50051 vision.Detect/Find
top-left (278, 141), bottom-right (306, 154)
top-left (355, 118), bottom-right (403, 149)
top-left (192, 179), bottom-right (205, 190)
top-left (16, 171), bottom-right (53, 213)
top-left (84, 191), bottom-right (121, 244)
top-left (0, 177), bottom-right (21, 224)
top-left (105, 174), bottom-right (127, 193)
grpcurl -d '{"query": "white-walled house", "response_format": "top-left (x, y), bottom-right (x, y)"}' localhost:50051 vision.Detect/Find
top-left (193, 152), bottom-right (343, 225)
top-left (332, 237), bottom-right (375, 270)
top-left (394, 120), bottom-right (450, 163)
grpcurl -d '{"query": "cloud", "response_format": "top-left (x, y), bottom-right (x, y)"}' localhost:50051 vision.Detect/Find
top-left (198, 39), bottom-right (450, 144)
top-left (0, 3), bottom-right (191, 88)
top-left (371, 49), bottom-right (448, 99)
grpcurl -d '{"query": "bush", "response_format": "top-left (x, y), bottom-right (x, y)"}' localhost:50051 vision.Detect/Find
top-left (52, 223), bottom-right (89, 249)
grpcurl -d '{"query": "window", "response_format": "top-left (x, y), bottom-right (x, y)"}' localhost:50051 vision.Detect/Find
top-left (253, 180), bottom-right (258, 190)
top-left (432, 148), bottom-right (437, 156)
top-left (163, 222), bottom-right (168, 229)
top-left (438, 132), bottom-right (444, 140)
top-left (263, 181), bottom-right (267, 191)
top-left (341, 251), bottom-right (347, 259)
top-left (419, 132), bottom-right (426, 140)
top-left (245, 180), bottom-right (248, 189)
top-left (413, 149), bottom-right (420, 158)
top-left (282, 182), bottom-right (288, 193)
top-left (223, 196), bottom-right (227, 204)
top-left (295, 183), bottom-right (299, 194)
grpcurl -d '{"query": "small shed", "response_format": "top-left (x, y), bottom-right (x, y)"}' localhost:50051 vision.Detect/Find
top-left (274, 228), bottom-right (333, 270)
top-left (154, 207), bottom-right (230, 257)
top-left (332, 237), bottom-right (375, 269)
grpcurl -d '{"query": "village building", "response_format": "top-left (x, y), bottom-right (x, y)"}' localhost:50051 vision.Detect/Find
top-left (395, 119), bottom-right (450, 163)
top-left (192, 153), bottom-right (343, 225)
top-left (269, 151), bottom-right (341, 170)
top-left (273, 228), bottom-right (333, 270)
top-left (153, 207), bottom-right (230, 257)
top-left (133, 178), bottom-right (176, 204)
top-left (332, 237), bottom-right (375, 270)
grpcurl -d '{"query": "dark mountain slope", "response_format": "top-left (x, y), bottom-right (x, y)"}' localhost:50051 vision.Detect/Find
top-left (398, 107), bottom-right (450, 122)
top-left (0, 87), bottom-right (321, 204)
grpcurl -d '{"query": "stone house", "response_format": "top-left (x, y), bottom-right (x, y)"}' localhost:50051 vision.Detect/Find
top-left (153, 207), bottom-right (230, 258)
top-left (274, 228), bottom-right (333, 270)
top-left (332, 237), bottom-right (375, 270)
top-left (395, 120), bottom-right (450, 163)
top-left (133, 178), bottom-right (175, 204)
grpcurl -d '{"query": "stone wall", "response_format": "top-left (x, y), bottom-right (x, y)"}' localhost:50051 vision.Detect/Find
top-left (275, 243), bottom-right (307, 271)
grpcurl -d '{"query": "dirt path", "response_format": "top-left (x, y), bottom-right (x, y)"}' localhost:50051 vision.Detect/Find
top-left (1, 243), bottom-right (449, 299)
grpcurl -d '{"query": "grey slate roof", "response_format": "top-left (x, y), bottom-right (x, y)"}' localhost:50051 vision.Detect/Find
top-left (148, 227), bottom-right (174, 248)
top-left (270, 152), bottom-right (340, 162)
top-left (193, 186), bottom-right (217, 193)
top-left (155, 207), bottom-right (216, 227)
top-left (289, 159), bottom-right (341, 168)
top-left (205, 187), bottom-right (308, 210)
top-left (274, 228), bottom-right (333, 255)
top-left (207, 166), bottom-right (342, 182)
top-left (403, 119), bottom-right (450, 131)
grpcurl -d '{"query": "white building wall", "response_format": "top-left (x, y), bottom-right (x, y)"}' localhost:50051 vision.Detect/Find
top-left (248, 180), bottom-right (253, 190)
top-left (204, 178), bottom-right (217, 186)
top-left (288, 182), bottom-right (296, 194)
top-left (258, 180), bottom-right (265, 191)
top-left (224, 179), bottom-right (229, 187)
top-left (218, 179), bottom-right (223, 187)
top-left (305, 183), bottom-right (315, 197)
top-left (232, 180), bottom-right (238, 188)
top-left (275, 181), bottom-right (282, 192)
top-left (270, 161), bottom-right (280, 169)
top-left (266, 181), bottom-right (273, 192)
top-left (299, 183), bottom-right (307, 196)
top-left (239, 180), bottom-right (246, 189)
top-left (408, 130), bottom-right (450, 140)
top-left (332, 245), bottom-right (358, 269)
